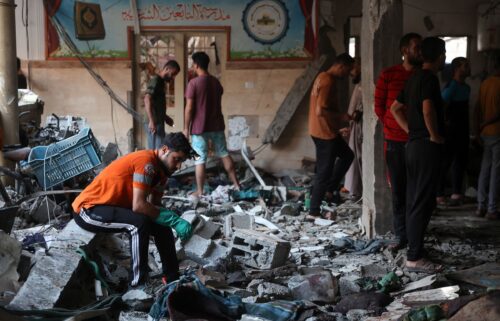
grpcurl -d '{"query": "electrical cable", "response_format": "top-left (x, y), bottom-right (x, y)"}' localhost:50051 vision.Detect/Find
top-left (45, 11), bottom-right (142, 122)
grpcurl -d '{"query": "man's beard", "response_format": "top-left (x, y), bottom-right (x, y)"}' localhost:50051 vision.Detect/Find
top-left (408, 56), bottom-right (422, 67)
top-left (163, 75), bottom-right (172, 81)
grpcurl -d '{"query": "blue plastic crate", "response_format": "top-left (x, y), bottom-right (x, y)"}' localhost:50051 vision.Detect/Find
top-left (25, 128), bottom-right (102, 189)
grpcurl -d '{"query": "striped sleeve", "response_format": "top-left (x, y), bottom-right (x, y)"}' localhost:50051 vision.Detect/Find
top-left (132, 162), bottom-right (157, 191)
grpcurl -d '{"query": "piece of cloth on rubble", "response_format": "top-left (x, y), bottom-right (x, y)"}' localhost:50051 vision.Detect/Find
top-left (331, 237), bottom-right (386, 255)
top-left (149, 272), bottom-right (306, 321)
top-left (21, 233), bottom-right (47, 253)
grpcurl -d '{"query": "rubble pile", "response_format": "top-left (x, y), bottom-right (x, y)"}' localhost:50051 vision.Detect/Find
top-left (0, 166), bottom-right (499, 321)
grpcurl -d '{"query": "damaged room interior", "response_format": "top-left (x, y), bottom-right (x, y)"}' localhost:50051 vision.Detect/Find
top-left (0, 0), bottom-right (499, 320)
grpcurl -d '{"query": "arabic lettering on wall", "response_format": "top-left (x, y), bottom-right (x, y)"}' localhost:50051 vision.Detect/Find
top-left (122, 3), bottom-right (231, 22)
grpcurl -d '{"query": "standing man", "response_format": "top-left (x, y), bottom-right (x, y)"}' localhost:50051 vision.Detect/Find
top-left (436, 57), bottom-right (471, 206)
top-left (374, 33), bottom-right (422, 250)
top-left (344, 58), bottom-right (363, 200)
top-left (391, 37), bottom-right (446, 273)
top-left (72, 132), bottom-right (196, 287)
top-left (183, 52), bottom-right (240, 197)
top-left (308, 53), bottom-right (354, 219)
top-left (144, 60), bottom-right (180, 149)
top-left (476, 55), bottom-right (500, 220)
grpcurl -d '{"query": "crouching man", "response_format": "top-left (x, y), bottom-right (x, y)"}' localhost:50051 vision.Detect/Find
top-left (72, 132), bottom-right (196, 287)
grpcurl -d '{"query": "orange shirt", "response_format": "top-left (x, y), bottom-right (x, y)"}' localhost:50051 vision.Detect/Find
top-left (72, 150), bottom-right (167, 217)
top-left (308, 72), bottom-right (339, 139)
top-left (479, 75), bottom-right (500, 136)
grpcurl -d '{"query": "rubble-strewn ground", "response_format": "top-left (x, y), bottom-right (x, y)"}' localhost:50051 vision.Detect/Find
top-left (1, 176), bottom-right (499, 321)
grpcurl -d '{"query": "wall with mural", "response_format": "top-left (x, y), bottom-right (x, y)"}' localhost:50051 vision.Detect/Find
top-left (46, 0), bottom-right (316, 60)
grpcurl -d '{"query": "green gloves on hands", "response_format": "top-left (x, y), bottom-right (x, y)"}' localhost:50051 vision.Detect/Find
top-left (155, 208), bottom-right (193, 241)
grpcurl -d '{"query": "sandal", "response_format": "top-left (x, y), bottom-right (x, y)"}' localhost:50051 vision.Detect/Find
top-left (406, 259), bottom-right (443, 274)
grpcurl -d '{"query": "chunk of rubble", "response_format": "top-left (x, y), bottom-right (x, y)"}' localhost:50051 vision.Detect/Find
top-left (257, 282), bottom-right (292, 300)
top-left (0, 231), bottom-right (22, 293)
top-left (229, 229), bottom-right (291, 269)
top-left (122, 288), bottom-right (154, 310)
top-left (224, 213), bottom-right (255, 238)
top-left (7, 220), bottom-right (96, 310)
top-left (288, 271), bottom-right (338, 303)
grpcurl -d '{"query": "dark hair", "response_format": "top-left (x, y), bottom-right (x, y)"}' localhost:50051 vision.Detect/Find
top-left (421, 37), bottom-right (446, 63)
top-left (162, 132), bottom-right (198, 159)
top-left (451, 57), bottom-right (467, 74)
top-left (399, 33), bottom-right (422, 53)
top-left (163, 60), bottom-right (180, 71)
top-left (192, 52), bottom-right (210, 70)
top-left (333, 53), bottom-right (355, 66)
top-left (17, 57), bottom-right (21, 71)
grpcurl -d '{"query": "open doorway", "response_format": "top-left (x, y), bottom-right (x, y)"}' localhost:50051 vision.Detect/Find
top-left (133, 30), bottom-right (226, 149)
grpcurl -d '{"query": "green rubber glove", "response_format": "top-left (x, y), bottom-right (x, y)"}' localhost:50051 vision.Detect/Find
top-left (155, 208), bottom-right (193, 241)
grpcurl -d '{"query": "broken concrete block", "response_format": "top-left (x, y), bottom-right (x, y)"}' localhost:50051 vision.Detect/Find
top-left (196, 219), bottom-right (220, 239)
top-left (31, 197), bottom-right (63, 224)
top-left (204, 242), bottom-right (228, 263)
top-left (346, 309), bottom-right (375, 321)
top-left (7, 220), bottom-right (96, 310)
top-left (280, 203), bottom-right (301, 216)
top-left (182, 234), bottom-right (214, 264)
top-left (339, 275), bottom-right (362, 296)
top-left (0, 231), bottom-right (21, 293)
top-left (122, 289), bottom-right (154, 311)
top-left (247, 279), bottom-right (265, 294)
top-left (229, 229), bottom-right (290, 269)
top-left (224, 214), bottom-right (254, 238)
top-left (195, 268), bottom-right (226, 287)
top-left (288, 271), bottom-right (338, 303)
top-left (257, 282), bottom-right (292, 300)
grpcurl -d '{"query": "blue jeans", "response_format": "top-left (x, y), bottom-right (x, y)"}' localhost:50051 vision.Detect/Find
top-left (145, 123), bottom-right (165, 149)
top-left (477, 135), bottom-right (500, 213)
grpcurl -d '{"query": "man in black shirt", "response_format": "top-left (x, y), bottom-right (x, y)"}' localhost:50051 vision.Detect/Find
top-left (390, 37), bottom-right (446, 273)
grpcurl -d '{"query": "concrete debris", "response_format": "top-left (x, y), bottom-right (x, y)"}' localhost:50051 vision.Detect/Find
top-left (257, 282), bottom-right (292, 300)
top-left (181, 234), bottom-right (214, 263)
top-left (7, 220), bottom-right (96, 310)
top-left (402, 285), bottom-right (460, 306)
top-left (288, 271), bottom-right (338, 303)
top-left (118, 311), bottom-right (152, 321)
top-left (230, 229), bottom-right (291, 269)
top-left (240, 315), bottom-right (272, 321)
top-left (0, 231), bottom-right (22, 293)
top-left (122, 288), bottom-right (154, 311)
top-left (346, 309), bottom-right (376, 321)
top-left (224, 213), bottom-right (255, 238)
top-left (448, 291), bottom-right (500, 321)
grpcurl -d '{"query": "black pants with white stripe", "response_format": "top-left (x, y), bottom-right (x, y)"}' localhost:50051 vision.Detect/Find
top-left (74, 205), bottom-right (179, 286)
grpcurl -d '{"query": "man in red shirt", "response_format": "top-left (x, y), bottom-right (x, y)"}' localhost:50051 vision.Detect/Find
top-left (72, 132), bottom-right (196, 288)
top-left (374, 33), bottom-right (422, 250)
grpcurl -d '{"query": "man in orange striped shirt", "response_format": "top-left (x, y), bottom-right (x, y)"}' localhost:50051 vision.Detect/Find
top-left (72, 132), bottom-right (196, 287)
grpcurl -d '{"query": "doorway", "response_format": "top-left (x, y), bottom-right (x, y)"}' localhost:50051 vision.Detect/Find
top-left (133, 30), bottom-right (226, 149)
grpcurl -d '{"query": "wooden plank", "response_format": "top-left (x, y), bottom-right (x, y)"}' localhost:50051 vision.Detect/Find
top-left (402, 286), bottom-right (460, 306)
top-left (262, 55), bottom-right (335, 144)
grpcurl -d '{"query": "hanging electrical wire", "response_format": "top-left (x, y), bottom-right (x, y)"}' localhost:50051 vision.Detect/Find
top-left (46, 12), bottom-right (142, 122)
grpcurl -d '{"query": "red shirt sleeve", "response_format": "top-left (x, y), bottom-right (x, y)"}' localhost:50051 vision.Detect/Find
top-left (374, 70), bottom-right (389, 123)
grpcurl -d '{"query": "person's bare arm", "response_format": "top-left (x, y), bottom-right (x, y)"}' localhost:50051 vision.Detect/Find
top-left (144, 94), bottom-right (156, 134)
top-left (132, 187), bottom-right (160, 218)
top-left (422, 99), bottom-right (444, 143)
top-left (183, 98), bottom-right (194, 138)
top-left (390, 100), bottom-right (409, 133)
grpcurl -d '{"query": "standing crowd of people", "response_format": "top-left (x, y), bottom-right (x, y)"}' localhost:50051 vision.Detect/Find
top-left (308, 35), bottom-right (500, 273)
top-left (64, 38), bottom-right (498, 288)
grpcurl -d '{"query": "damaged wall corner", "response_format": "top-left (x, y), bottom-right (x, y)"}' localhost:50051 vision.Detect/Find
top-left (361, 0), bottom-right (403, 238)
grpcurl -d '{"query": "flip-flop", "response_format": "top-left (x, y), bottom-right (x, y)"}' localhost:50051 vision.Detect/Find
top-left (406, 259), bottom-right (443, 274)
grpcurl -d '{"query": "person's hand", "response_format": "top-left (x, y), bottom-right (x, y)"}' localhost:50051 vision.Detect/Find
top-left (430, 135), bottom-right (445, 144)
top-left (339, 127), bottom-right (350, 137)
top-left (148, 121), bottom-right (156, 134)
top-left (165, 115), bottom-right (174, 127)
top-left (155, 208), bottom-right (193, 241)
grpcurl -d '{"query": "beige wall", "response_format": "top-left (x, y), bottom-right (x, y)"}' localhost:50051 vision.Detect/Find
top-left (29, 63), bottom-right (133, 154)
top-left (222, 68), bottom-right (314, 173)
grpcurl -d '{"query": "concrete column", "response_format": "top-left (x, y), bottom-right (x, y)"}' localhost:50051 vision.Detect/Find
top-left (0, 0), bottom-right (19, 147)
top-left (361, 0), bottom-right (402, 238)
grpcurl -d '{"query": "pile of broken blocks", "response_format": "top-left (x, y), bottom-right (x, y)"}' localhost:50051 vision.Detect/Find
top-left (0, 167), bottom-right (499, 321)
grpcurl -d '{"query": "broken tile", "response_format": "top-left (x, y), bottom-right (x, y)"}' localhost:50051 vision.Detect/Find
top-left (288, 271), bottom-right (338, 303)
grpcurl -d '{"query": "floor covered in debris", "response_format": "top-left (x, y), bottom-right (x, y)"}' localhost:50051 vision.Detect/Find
top-left (1, 166), bottom-right (499, 321)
